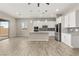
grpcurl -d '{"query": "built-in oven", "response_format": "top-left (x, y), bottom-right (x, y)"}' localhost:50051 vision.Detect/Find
top-left (34, 26), bottom-right (39, 32)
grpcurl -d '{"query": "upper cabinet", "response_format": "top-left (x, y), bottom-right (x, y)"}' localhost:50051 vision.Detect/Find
top-left (69, 11), bottom-right (76, 27)
top-left (64, 13), bottom-right (69, 27)
top-left (64, 11), bottom-right (79, 28)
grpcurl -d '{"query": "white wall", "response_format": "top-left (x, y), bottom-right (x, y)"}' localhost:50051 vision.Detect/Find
top-left (0, 11), bottom-right (16, 37)
top-left (16, 19), bottom-right (30, 37)
top-left (16, 18), bottom-right (56, 37)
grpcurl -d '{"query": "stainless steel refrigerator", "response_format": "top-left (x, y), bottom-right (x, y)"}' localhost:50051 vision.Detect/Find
top-left (55, 23), bottom-right (61, 42)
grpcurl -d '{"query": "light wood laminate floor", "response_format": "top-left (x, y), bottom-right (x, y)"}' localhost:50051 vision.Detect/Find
top-left (0, 37), bottom-right (79, 56)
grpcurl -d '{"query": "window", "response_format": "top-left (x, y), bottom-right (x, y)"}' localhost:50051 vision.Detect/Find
top-left (0, 22), bottom-right (8, 28)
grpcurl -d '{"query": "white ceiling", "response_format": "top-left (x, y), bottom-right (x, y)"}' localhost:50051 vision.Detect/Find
top-left (0, 3), bottom-right (77, 18)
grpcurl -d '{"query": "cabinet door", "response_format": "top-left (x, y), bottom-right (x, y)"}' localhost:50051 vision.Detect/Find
top-left (69, 12), bottom-right (76, 27)
top-left (62, 33), bottom-right (71, 47)
top-left (64, 15), bottom-right (69, 27)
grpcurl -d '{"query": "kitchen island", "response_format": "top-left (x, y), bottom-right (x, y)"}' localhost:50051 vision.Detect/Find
top-left (28, 32), bottom-right (49, 41)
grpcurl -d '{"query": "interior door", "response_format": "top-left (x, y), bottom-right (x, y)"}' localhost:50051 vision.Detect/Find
top-left (0, 20), bottom-right (9, 40)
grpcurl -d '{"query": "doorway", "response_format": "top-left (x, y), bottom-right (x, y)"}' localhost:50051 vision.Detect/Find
top-left (0, 19), bottom-right (9, 40)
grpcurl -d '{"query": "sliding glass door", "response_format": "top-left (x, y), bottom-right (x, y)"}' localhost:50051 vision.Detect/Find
top-left (0, 20), bottom-right (9, 39)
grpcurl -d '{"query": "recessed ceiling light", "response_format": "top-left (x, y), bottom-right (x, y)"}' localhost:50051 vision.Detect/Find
top-left (45, 10), bottom-right (47, 12)
top-left (56, 9), bottom-right (59, 11)
top-left (16, 12), bottom-right (22, 16)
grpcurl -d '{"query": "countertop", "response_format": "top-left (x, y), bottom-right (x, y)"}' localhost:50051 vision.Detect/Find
top-left (29, 31), bottom-right (49, 34)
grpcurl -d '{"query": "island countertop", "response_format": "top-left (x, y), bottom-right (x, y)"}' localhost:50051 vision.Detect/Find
top-left (29, 31), bottom-right (49, 34)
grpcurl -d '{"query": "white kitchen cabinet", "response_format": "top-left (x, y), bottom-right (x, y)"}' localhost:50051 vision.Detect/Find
top-left (61, 33), bottom-right (72, 47)
top-left (68, 12), bottom-right (76, 27)
top-left (72, 35), bottom-right (79, 48)
top-left (64, 11), bottom-right (79, 28)
top-left (49, 31), bottom-right (55, 36)
top-left (64, 14), bottom-right (69, 27)
top-left (61, 33), bottom-right (79, 48)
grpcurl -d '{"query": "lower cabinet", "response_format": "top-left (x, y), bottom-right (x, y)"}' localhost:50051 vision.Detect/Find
top-left (49, 31), bottom-right (55, 36)
top-left (71, 35), bottom-right (79, 48)
top-left (61, 33), bottom-right (72, 47)
top-left (62, 33), bottom-right (79, 48)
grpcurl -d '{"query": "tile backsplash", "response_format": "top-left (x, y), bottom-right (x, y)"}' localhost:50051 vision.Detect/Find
top-left (63, 27), bottom-right (79, 33)
top-left (67, 28), bottom-right (79, 33)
